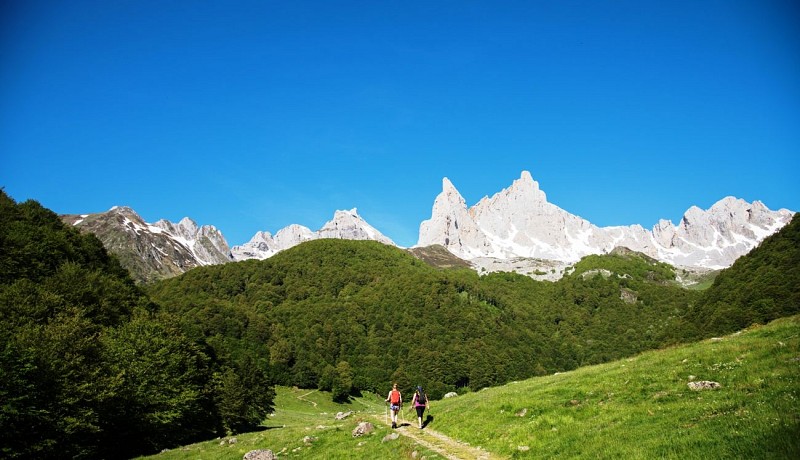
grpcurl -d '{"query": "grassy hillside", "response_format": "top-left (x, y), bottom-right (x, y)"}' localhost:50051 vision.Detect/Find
top-left (143, 315), bottom-right (800, 459)
top-left (137, 387), bottom-right (436, 460)
top-left (436, 315), bottom-right (800, 459)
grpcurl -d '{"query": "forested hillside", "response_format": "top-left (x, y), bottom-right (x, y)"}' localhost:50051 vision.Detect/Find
top-left (147, 236), bottom-right (702, 400)
top-left (0, 191), bottom-right (274, 459)
top-left (688, 213), bottom-right (800, 336)
top-left (148, 215), bottom-right (799, 404)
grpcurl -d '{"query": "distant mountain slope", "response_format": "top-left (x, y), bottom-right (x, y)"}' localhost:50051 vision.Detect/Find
top-left (418, 171), bottom-right (794, 270)
top-left (231, 208), bottom-right (396, 260)
top-left (62, 207), bottom-right (396, 283)
top-left (62, 206), bottom-right (233, 283)
top-left (405, 244), bottom-right (473, 270)
top-left (689, 213), bottom-right (800, 336)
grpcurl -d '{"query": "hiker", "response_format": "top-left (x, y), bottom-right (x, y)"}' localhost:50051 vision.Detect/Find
top-left (411, 385), bottom-right (429, 429)
top-left (385, 383), bottom-right (402, 428)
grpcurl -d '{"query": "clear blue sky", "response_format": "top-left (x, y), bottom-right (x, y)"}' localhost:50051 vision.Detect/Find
top-left (2, 0), bottom-right (798, 248)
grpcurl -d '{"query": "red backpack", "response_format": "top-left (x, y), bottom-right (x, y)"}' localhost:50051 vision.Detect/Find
top-left (390, 389), bottom-right (401, 404)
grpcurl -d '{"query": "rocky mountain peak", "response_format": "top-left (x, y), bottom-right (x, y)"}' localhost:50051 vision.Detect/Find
top-left (231, 209), bottom-right (396, 261)
top-left (442, 177), bottom-right (459, 194)
top-left (318, 208), bottom-right (394, 245)
top-left (62, 207), bottom-right (233, 283)
top-left (418, 171), bottom-right (794, 272)
top-left (510, 170), bottom-right (543, 197)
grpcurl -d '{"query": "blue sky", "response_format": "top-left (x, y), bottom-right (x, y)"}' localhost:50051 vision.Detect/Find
top-left (2, 0), bottom-right (798, 248)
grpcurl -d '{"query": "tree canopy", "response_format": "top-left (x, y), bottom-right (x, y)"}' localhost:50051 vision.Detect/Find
top-left (0, 191), bottom-right (274, 458)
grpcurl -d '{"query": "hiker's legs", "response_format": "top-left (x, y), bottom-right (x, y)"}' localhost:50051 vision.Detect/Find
top-left (415, 406), bottom-right (425, 428)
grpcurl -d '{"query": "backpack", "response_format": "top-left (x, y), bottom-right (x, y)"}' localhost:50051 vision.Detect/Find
top-left (416, 392), bottom-right (426, 405)
top-left (390, 389), bottom-right (401, 404)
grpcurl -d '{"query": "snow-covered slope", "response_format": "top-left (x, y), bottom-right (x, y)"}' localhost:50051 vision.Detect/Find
top-left (418, 171), bottom-right (794, 270)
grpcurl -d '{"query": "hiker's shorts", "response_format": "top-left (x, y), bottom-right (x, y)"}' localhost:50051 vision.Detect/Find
top-left (415, 405), bottom-right (425, 418)
top-left (391, 404), bottom-right (400, 411)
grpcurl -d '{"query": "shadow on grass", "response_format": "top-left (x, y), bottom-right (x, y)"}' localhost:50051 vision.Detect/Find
top-left (251, 425), bottom-right (283, 433)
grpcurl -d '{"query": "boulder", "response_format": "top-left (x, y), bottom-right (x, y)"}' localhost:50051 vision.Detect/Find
top-left (444, 392), bottom-right (458, 399)
top-left (352, 421), bottom-right (374, 437)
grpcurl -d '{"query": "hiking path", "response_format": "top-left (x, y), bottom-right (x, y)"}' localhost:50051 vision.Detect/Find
top-left (370, 412), bottom-right (501, 460)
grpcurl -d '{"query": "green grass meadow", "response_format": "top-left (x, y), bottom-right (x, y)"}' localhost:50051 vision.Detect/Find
top-left (144, 315), bottom-right (799, 459)
top-left (433, 315), bottom-right (800, 459)
top-left (140, 386), bottom-right (439, 460)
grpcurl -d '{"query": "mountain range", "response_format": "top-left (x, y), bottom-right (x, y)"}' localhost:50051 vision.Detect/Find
top-left (61, 171), bottom-right (794, 283)
top-left (420, 171), bottom-right (794, 276)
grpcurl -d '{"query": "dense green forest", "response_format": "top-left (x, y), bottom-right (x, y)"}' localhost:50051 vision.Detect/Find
top-left (147, 214), bottom-right (800, 401)
top-left (147, 239), bottom-right (698, 400)
top-left (2, 187), bottom-right (798, 459)
top-left (0, 191), bottom-right (273, 459)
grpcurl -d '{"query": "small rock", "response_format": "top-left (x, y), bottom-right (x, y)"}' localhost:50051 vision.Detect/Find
top-left (303, 436), bottom-right (317, 445)
top-left (335, 411), bottom-right (353, 420)
top-left (228, 437), bottom-right (237, 445)
top-left (243, 450), bottom-right (276, 460)
top-left (382, 433), bottom-right (400, 443)
top-left (444, 392), bottom-right (459, 398)
top-left (688, 381), bottom-right (721, 391)
top-left (518, 445), bottom-right (530, 451)
top-left (515, 408), bottom-right (527, 417)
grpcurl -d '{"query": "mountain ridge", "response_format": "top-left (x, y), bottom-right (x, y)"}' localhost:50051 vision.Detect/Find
top-left (61, 171), bottom-right (794, 282)
top-left (419, 171), bottom-right (793, 271)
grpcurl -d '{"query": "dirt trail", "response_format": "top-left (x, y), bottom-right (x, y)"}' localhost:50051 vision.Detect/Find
top-left (296, 389), bottom-right (318, 407)
top-left (371, 413), bottom-right (501, 460)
